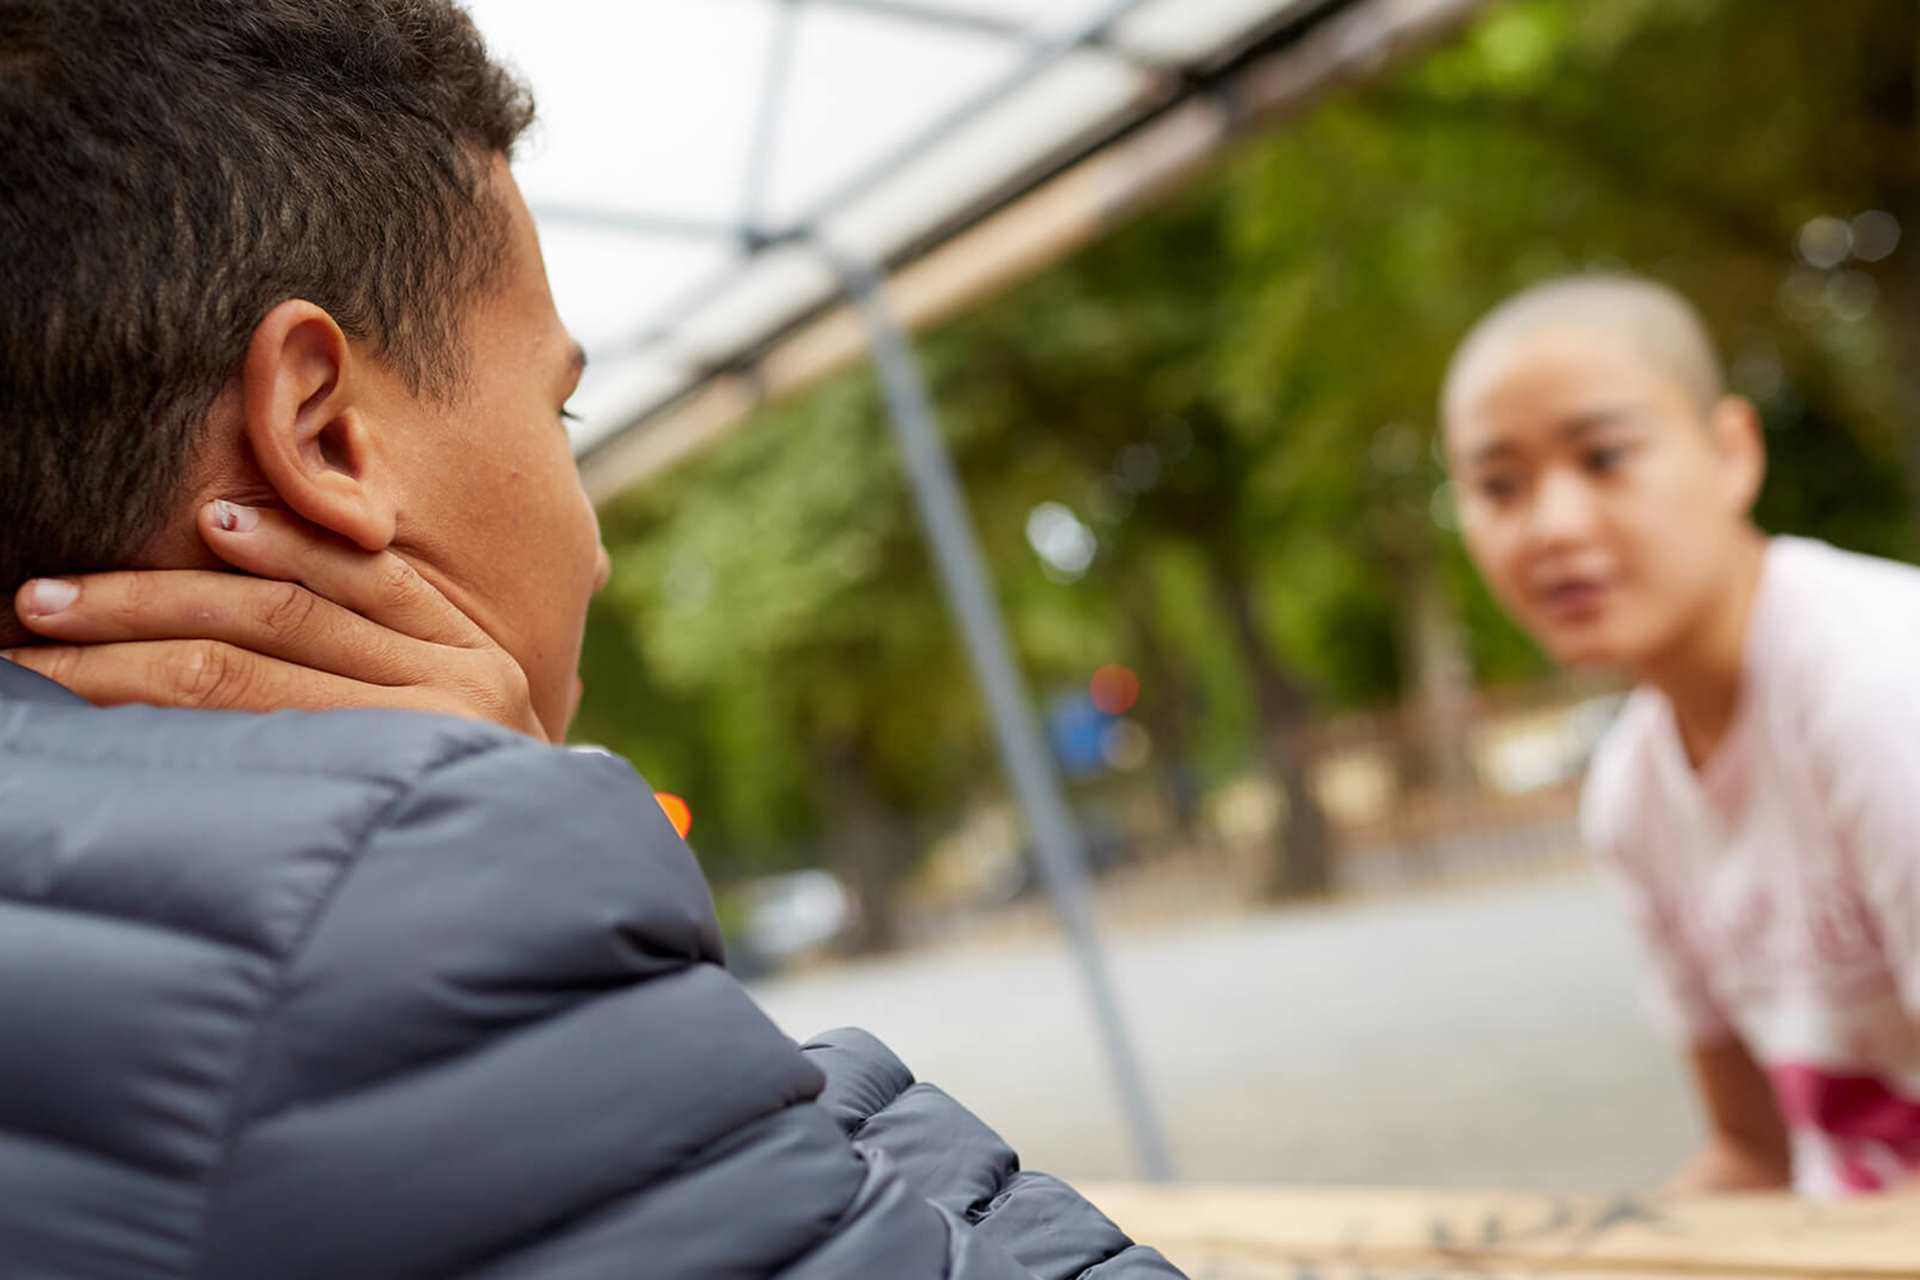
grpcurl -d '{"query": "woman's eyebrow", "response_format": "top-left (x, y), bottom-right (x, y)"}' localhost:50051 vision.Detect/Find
top-left (1557, 407), bottom-right (1635, 439)
top-left (1466, 441), bottom-right (1511, 468)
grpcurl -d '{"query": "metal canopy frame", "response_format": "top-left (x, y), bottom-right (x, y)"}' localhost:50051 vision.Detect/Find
top-left (536, 0), bottom-right (1183, 363)
top-left (536, 0), bottom-right (1173, 249)
top-left (538, 0), bottom-right (1422, 452)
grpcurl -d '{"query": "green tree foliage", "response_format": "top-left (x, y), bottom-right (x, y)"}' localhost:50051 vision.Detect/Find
top-left (579, 0), bottom-right (1920, 932)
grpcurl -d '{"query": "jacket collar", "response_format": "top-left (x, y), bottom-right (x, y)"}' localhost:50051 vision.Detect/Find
top-left (0, 659), bottom-right (86, 708)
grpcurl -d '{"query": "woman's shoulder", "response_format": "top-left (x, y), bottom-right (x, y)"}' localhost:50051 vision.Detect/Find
top-left (1759, 538), bottom-right (1920, 749)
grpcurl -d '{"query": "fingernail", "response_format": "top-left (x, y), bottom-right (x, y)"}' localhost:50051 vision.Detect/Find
top-left (22, 579), bottom-right (79, 616)
top-left (211, 500), bottom-right (260, 533)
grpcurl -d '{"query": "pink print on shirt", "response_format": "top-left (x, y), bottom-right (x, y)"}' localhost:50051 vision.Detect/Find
top-left (1771, 1065), bottom-right (1920, 1192)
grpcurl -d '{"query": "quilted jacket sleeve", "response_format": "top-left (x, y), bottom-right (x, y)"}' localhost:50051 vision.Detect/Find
top-left (805, 1029), bottom-right (1187, 1280)
top-left (192, 732), bottom-right (1031, 1279)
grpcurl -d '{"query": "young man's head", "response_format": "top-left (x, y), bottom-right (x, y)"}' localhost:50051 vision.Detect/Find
top-left (1441, 274), bottom-right (1766, 674)
top-left (0, 0), bottom-right (608, 736)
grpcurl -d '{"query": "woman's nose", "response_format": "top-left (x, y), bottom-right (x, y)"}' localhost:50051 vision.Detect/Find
top-left (1529, 466), bottom-right (1600, 547)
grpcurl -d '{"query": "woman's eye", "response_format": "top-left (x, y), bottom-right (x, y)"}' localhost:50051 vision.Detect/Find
top-left (1586, 444), bottom-right (1630, 473)
top-left (1478, 475), bottom-right (1521, 503)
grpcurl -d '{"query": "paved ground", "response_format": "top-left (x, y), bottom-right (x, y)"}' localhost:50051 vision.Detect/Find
top-left (750, 871), bottom-right (1699, 1191)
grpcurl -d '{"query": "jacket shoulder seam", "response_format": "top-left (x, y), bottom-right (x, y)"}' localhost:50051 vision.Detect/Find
top-left (0, 732), bottom-right (502, 788)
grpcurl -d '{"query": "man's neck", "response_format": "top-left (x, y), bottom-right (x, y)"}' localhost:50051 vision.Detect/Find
top-left (1640, 530), bottom-right (1770, 769)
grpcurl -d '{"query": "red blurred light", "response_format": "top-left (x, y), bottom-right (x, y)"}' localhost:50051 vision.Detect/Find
top-left (1089, 664), bottom-right (1140, 716)
top-left (655, 792), bottom-right (693, 839)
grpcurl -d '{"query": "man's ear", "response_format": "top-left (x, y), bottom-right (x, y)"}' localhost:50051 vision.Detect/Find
top-left (1710, 394), bottom-right (1767, 517)
top-left (239, 300), bottom-right (398, 552)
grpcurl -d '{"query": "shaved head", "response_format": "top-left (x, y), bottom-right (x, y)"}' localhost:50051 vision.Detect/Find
top-left (1444, 274), bottom-right (1725, 420)
top-left (1440, 272), bottom-right (1767, 677)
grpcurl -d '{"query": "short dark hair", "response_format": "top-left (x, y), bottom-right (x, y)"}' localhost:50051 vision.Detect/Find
top-left (0, 0), bottom-right (535, 595)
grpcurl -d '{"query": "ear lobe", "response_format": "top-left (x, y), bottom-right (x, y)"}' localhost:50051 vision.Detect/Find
top-left (1711, 394), bottom-right (1767, 515)
top-left (239, 300), bottom-right (398, 552)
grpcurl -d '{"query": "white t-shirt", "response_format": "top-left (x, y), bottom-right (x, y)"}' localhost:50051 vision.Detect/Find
top-left (1584, 537), bottom-right (1920, 1196)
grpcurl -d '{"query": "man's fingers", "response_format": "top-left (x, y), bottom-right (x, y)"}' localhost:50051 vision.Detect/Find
top-left (197, 501), bottom-right (485, 648)
top-left (2, 641), bottom-right (472, 721)
top-left (15, 570), bottom-right (426, 686)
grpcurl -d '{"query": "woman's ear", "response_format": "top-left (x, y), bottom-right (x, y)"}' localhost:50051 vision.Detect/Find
top-left (239, 300), bottom-right (398, 551)
top-left (1710, 393), bottom-right (1767, 517)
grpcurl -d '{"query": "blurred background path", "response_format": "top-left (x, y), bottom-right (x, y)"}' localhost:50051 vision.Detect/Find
top-left (754, 870), bottom-right (1696, 1190)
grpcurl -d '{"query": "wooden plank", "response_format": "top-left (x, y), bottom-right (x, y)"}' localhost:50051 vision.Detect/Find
top-left (1083, 1184), bottom-right (1920, 1278)
top-left (1168, 1260), bottom-right (1772, 1280)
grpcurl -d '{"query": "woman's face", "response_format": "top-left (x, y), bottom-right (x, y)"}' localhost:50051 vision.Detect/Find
top-left (1446, 326), bottom-right (1756, 672)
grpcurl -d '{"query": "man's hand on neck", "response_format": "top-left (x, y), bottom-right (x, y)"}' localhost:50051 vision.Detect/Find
top-left (3, 501), bottom-right (551, 741)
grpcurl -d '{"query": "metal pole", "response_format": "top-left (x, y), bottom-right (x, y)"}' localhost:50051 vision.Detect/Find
top-left (743, 0), bottom-right (801, 236)
top-left (828, 246), bottom-right (1175, 1182)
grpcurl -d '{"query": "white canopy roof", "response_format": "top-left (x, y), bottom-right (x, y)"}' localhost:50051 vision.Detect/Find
top-left (462, 0), bottom-right (1477, 492)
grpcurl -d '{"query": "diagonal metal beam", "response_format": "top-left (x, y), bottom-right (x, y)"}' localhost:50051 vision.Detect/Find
top-left (805, 0), bottom-right (1170, 69)
top-left (530, 203), bottom-right (755, 245)
top-left (787, 0), bottom-right (1159, 234)
top-left (805, 0), bottom-right (1034, 43)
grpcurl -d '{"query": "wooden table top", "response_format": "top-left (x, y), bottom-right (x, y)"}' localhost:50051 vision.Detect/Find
top-left (1082, 1183), bottom-right (1920, 1279)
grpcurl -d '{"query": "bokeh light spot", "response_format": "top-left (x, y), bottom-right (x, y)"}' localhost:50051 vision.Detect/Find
top-left (1797, 214), bottom-right (1853, 270)
top-left (1026, 502), bottom-right (1099, 581)
top-left (1089, 664), bottom-right (1141, 716)
top-left (1851, 210), bottom-right (1901, 263)
top-left (1101, 721), bottom-right (1152, 771)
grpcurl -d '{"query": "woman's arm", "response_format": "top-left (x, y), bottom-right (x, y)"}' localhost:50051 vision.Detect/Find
top-left (1663, 1038), bottom-right (1792, 1194)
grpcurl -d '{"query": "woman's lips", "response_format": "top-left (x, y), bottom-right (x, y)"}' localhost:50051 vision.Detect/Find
top-left (1535, 577), bottom-right (1610, 620)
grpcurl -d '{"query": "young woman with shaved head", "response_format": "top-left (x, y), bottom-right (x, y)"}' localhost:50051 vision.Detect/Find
top-left (1446, 274), bottom-right (1920, 1197)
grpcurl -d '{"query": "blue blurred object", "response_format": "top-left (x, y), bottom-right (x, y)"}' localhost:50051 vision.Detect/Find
top-left (1047, 692), bottom-right (1114, 778)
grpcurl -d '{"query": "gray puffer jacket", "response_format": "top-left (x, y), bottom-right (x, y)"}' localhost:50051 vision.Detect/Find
top-left (0, 661), bottom-right (1182, 1279)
